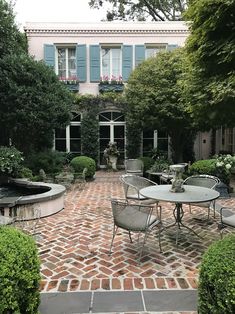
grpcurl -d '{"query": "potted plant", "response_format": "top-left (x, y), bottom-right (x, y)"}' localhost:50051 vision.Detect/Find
top-left (103, 142), bottom-right (120, 171)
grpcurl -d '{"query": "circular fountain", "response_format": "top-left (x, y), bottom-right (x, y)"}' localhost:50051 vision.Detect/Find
top-left (0, 178), bottom-right (66, 219)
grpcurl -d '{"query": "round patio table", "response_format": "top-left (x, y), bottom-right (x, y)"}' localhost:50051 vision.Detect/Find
top-left (140, 184), bottom-right (220, 244)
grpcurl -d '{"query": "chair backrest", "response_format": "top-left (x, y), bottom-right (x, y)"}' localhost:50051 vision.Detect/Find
top-left (120, 174), bottom-right (156, 199)
top-left (184, 174), bottom-right (220, 189)
top-left (125, 159), bottom-right (143, 174)
top-left (110, 198), bottom-right (154, 229)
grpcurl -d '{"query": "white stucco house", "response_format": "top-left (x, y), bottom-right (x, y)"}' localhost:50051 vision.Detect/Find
top-left (24, 22), bottom-right (234, 165)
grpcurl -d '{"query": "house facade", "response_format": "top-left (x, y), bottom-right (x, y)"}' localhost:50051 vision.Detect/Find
top-left (24, 22), bottom-right (235, 165)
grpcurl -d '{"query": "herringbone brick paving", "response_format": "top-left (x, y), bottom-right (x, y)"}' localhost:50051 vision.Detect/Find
top-left (35, 170), bottom-right (235, 294)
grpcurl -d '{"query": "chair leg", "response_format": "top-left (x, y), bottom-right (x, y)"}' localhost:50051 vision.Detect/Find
top-left (109, 225), bottom-right (118, 255)
top-left (128, 231), bottom-right (133, 243)
top-left (138, 231), bottom-right (149, 263)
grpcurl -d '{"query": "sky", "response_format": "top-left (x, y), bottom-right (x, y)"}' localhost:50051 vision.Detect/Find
top-left (12, 0), bottom-right (109, 29)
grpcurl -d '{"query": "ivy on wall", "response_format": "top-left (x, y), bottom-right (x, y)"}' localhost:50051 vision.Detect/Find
top-left (73, 93), bottom-right (127, 165)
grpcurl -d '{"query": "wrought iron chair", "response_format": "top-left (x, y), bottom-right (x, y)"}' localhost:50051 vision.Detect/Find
top-left (120, 174), bottom-right (161, 219)
top-left (183, 174), bottom-right (220, 220)
top-left (109, 199), bottom-right (162, 262)
top-left (215, 203), bottom-right (235, 238)
top-left (125, 159), bottom-right (144, 177)
top-left (73, 167), bottom-right (87, 190)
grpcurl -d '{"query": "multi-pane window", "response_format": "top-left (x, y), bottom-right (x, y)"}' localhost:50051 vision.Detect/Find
top-left (143, 129), bottom-right (169, 156)
top-left (145, 45), bottom-right (167, 59)
top-left (54, 113), bottom-right (81, 154)
top-left (101, 47), bottom-right (121, 79)
top-left (57, 47), bottom-right (76, 79)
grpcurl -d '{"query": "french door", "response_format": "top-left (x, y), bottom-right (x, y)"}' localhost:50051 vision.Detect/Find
top-left (99, 111), bottom-right (125, 165)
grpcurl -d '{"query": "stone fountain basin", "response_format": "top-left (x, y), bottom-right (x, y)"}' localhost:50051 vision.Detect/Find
top-left (0, 179), bottom-right (66, 219)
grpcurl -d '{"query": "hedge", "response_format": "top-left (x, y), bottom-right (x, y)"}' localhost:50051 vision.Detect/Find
top-left (198, 234), bottom-right (235, 313)
top-left (0, 226), bottom-right (41, 313)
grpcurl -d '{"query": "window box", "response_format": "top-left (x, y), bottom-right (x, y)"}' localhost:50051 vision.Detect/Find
top-left (67, 84), bottom-right (79, 92)
top-left (99, 83), bottom-right (124, 93)
top-left (59, 79), bottom-right (79, 92)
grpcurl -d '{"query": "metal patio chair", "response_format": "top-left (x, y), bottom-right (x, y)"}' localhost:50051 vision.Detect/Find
top-left (125, 159), bottom-right (144, 177)
top-left (120, 174), bottom-right (161, 218)
top-left (109, 199), bottom-right (162, 262)
top-left (183, 174), bottom-right (220, 220)
top-left (215, 203), bottom-right (235, 238)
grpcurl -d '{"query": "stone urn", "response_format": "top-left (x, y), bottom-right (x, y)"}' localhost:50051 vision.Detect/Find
top-left (170, 164), bottom-right (185, 193)
top-left (108, 155), bottom-right (118, 171)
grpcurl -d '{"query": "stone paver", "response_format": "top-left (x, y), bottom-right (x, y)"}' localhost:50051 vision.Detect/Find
top-left (34, 171), bottom-right (235, 295)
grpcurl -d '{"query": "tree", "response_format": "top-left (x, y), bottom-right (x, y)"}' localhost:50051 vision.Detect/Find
top-left (125, 48), bottom-right (195, 162)
top-left (89, 0), bottom-right (187, 21)
top-left (0, 0), bottom-right (27, 57)
top-left (184, 0), bottom-right (235, 129)
top-left (0, 54), bottom-right (73, 154)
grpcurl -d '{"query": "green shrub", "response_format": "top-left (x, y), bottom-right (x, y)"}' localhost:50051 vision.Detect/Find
top-left (188, 159), bottom-right (217, 176)
top-left (0, 226), bottom-right (41, 313)
top-left (149, 158), bottom-right (171, 172)
top-left (198, 234), bottom-right (235, 313)
top-left (25, 150), bottom-right (68, 175)
top-left (0, 146), bottom-right (24, 177)
top-left (139, 157), bottom-right (155, 173)
top-left (70, 155), bottom-right (96, 178)
top-left (18, 166), bottom-right (34, 180)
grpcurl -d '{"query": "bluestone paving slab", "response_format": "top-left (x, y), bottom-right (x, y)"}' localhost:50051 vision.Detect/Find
top-left (39, 292), bottom-right (91, 314)
top-left (143, 290), bottom-right (198, 312)
top-left (92, 291), bottom-right (144, 312)
top-left (39, 290), bottom-right (198, 313)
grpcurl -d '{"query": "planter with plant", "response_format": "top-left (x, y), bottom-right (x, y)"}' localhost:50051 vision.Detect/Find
top-left (103, 142), bottom-right (120, 171)
top-left (99, 75), bottom-right (124, 93)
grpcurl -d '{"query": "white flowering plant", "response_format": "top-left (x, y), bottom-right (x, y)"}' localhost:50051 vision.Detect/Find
top-left (215, 154), bottom-right (235, 184)
top-left (0, 146), bottom-right (24, 177)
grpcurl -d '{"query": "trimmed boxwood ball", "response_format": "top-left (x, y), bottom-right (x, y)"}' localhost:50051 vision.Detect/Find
top-left (70, 156), bottom-right (96, 178)
top-left (198, 234), bottom-right (235, 314)
top-left (0, 226), bottom-right (41, 313)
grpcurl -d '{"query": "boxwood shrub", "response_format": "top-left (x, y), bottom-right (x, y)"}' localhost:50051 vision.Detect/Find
top-left (70, 156), bottom-right (96, 178)
top-left (188, 159), bottom-right (217, 176)
top-left (198, 234), bottom-right (235, 313)
top-left (0, 226), bottom-right (41, 313)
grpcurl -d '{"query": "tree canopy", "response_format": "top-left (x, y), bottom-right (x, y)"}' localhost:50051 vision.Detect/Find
top-left (184, 0), bottom-right (235, 129)
top-left (89, 0), bottom-right (187, 21)
top-left (125, 49), bottom-right (195, 162)
top-left (0, 0), bottom-right (27, 57)
top-left (0, 0), bottom-right (73, 155)
top-left (0, 54), bottom-right (73, 154)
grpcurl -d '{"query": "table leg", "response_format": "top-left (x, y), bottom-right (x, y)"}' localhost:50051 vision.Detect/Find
top-left (165, 203), bottom-right (202, 244)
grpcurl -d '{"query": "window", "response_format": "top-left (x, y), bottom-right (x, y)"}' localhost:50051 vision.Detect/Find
top-left (143, 129), bottom-right (169, 156)
top-left (145, 45), bottom-right (167, 59)
top-left (54, 112), bottom-right (81, 153)
top-left (101, 47), bottom-right (121, 79)
top-left (57, 47), bottom-right (76, 78)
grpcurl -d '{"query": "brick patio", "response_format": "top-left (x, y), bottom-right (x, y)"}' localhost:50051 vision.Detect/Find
top-left (36, 170), bottom-right (235, 295)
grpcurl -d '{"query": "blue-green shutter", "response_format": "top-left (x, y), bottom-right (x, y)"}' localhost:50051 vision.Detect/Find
top-left (90, 45), bottom-right (100, 82)
top-left (135, 45), bottom-right (145, 67)
top-left (122, 45), bottom-right (133, 81)
top-left (44, 44), bottom-right (55, 68)
top-left (76, 44), bottom-right (86, 82)
top-left (167, 44), bottom-right (179, 51)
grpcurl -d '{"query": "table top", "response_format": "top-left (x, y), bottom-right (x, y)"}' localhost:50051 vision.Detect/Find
top-left (140, 184), bottom-right (220, 204)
